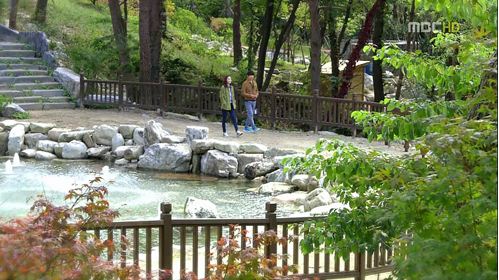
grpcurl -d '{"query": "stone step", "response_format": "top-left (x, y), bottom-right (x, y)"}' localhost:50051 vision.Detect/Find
top-left (18, 102), bottom-right (76, 110)
top-left (0, 82), bottom-right (61, 90)
top-left (0, 57), bottom-right (42, 64)
top-left (0, 50), bottom-right (36, 57)
top-left (30, 89), bottom-right (66, 97)
top-left (13, 96), bottom-right (70, 103)
top-left (0, 42), bottom-right (28, 50)
top-left (0, 75), bottom-right (54, 83)
top-left (0, 64), bottom-right (47, 70)
top-left (0, 89), bottom-right (65, 97)
top-left (0, 69), bottom-right (48, 77)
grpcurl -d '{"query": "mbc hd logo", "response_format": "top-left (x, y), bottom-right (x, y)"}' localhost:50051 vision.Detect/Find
top-left (408, 21), bottom-right (460, 33)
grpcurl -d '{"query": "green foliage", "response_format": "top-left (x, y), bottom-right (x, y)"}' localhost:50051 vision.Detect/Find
top-left (11, 112), bottom-right (30, 120)
top-left (351, 98), bottom-right (465, 150)
top-left (0, 178), bottom-right (139, 279)
top-left (170, 8), bottom-right (213, 38)
top-left (0, 95), bottom-right (12, 108)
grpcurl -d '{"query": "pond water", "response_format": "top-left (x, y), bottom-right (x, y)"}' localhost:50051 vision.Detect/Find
top-left (0, 158), bottom-right (292, 221)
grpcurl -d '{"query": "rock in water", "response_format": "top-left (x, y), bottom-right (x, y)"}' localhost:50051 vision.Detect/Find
top-left (184, 197), bottom-right (219, 218)
top-left (137, 143), bottom-right (191, 172)
top-left (200, 150), bottom-right (238, 178)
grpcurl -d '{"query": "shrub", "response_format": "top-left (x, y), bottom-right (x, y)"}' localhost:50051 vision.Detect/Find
top-left (0, 177), bottom-right (139, 279)
top-left (11, 111), bottom-right (30, 120)
top-left (203, 226), bottom-right (298, 279)
top-left (170, 8), bottom-right (212, 38)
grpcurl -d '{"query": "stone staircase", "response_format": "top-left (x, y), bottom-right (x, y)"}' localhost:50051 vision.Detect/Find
top-left (0, 41), bottom-right (75, 110)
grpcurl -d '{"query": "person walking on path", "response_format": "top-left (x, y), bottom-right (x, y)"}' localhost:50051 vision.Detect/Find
top-left (219, 76), bottom-right (243, 137)
top-left (241, 70), bottom-right (260, 133)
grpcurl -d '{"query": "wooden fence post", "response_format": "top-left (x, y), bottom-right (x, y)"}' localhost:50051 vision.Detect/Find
top-left (118, 75), bottom-right (124, 110)
top-left (312, 89), bottom-right (319, 133)
top-left (160, 203), bottom-right (173, 279)
top-left (197, 81), bottom-right (203, 119)
top-left (265, 202), bottom-right (277, 258)
top-left (271, 87), bottom-right (277, 129)
top-left (79, 73), bottom-right (85, 109)
top-left (355, 252), bottom-right (366, 280)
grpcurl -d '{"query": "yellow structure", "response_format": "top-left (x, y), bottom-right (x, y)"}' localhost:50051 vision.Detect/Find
top-left (320, 60), bottom-right (370, 100)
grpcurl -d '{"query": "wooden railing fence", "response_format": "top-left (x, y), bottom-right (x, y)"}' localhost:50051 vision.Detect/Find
top-left (79, 76), bottom-right (385, 134)
top-left (88, 202), bottom-right (393, 280)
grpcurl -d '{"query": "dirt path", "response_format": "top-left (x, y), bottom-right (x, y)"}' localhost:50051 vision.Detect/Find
top-left (16, 108), bottom-right (406, 156)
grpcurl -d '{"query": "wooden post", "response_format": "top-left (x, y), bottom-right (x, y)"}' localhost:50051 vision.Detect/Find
top-left (118, 75), bottom-right (124, 110)
top-left (271, 87), bottom-right (277, 129)
top-left (312, 89), bottom-right (319, 133)
top-left (197, 81), bottom-right (203, 119)
top-left (160, 203), bottom-right (173, 279)
top-left (265, 202), bottom-right (277, 258)
top-left (355, 252), bottom-right (366, 280)
top-left (79, 73), bottom-right (85, 109)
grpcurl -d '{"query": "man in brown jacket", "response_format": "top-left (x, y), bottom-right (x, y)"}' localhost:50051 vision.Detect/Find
top-left (241, 71), bottom-right (260, 133)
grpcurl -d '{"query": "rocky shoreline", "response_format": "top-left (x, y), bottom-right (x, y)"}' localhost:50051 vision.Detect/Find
top-left (0, 119), bottom-right (347, 217)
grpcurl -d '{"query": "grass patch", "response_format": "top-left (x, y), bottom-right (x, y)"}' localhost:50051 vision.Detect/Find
top-left (12, 111), bottom-right (30, 120)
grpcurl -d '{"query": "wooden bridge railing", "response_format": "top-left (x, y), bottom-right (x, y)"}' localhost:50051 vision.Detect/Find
top-left (79, 76), bottom-right (385, 134)
top-left (87, 202), bottom-right (393, 279)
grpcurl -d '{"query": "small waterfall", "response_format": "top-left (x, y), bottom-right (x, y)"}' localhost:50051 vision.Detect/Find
top-left (101, 166), bottom-right (110, 175)
top-left (12, 153), bottom-right (21, 167)
top-left (4, 160), bottom-right (13, 174)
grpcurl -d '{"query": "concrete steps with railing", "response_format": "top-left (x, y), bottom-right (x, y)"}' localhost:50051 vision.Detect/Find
top-left (0, 40), bottom-right (75, 111)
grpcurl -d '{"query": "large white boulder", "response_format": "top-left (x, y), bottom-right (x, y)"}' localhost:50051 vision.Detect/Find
top-left (303, 188), bottom-right (333, 211)
top-left (184, 197), bottom-right (219, 218)
top-left (291, 174), bottom-right (319, 192)
top-left (94, 125), bottom-right (118, 146)
top-left (133, 128), bottom-right (145, 146)
top-left (244, 160), bottom-right (278, 180)
top-left (240, 143), bottom-right (268, 154)
top-left (61, 140), bottom-right (88, 159)
top-left (185, 126), bottom-right (209, 143)
top-left (138, 143), bottom-right (192, 172)
top-left (20, 148), bottom-right (36, 158)
top-left (29, 123), bottom-right (56, 134)
top-left (35, 151), bottom-right (57, 161)
top-left (112, 133), bottom-right (125, 151)
top-left (144, 120), bottom-right (169, 146)
top-left (118, 125), bottom-right (139, 139)
top-left (87, 146), bottom-right (111, 158)
top-left (36, 140), bottom-right (59, 153)
top-left (58, 130), bottom-right (93, 142)
top-left (310, 203), bottom-right (350, 216)
top-left (48, 128), bottom-right (71, 141)
top-left (0, 120), bottom-right (29, 131)
top-left (236, 153), bottom-right (264, 173)
top-left (258, 182), bottom-right (298, 195)
top-left (24, 133), bottom-right (48, 149)
top-left (123, 146), bottom-right (144, 160)
top-left (214, 140), bottom-right (240, 154)
top-left (7, 124), bottom-right (25, 156)
top-left (2, 103), bottom-right (25, 118)
top-left (270, 191), bottom-right (308, 206)
top-left (190, 139), bottom-right (215, 154)
top-left (200, 150), bottom-right (238, 178)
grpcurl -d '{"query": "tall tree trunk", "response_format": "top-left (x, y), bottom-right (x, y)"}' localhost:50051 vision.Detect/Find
top-left (338, 0), bottom-right (385, 98)
top-left (247, 16), bottom-right (256, 71)
top-left (372, 1), bottom-right (385, 102)
top-left (256, 0), bottom-right (275, 90)
top-left (34, 0), bottom-right (48, 24)
top-left (308, 0), bottom-right (321, 94)
top-left (328, 0), bottom-right (353, 97)
top-left (9, 0), bottom-right (18, 29)
top-left (109, 0), bottom-right (129, 76)
top-left (262, 0), bottom-right (300, 91)
top-left (139, 0), bottom-right (162, 83)
top-left (395, 0), bottom-right (415, 100)
top-left (232, 0), bottom-right (243, 65)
